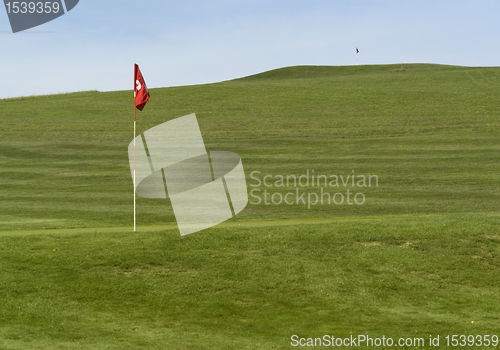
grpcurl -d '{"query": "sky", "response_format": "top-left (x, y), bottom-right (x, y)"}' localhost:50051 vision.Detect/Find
top-left (0, 0), bottom-right (499, 99)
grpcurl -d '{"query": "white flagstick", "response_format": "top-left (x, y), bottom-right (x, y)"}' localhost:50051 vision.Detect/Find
top-left (134, 89), bottom-right (137, 232)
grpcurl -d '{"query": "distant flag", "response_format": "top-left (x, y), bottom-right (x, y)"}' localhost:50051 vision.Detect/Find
top-left (134, 64), bottom-right (150, 111)
top-left (133, 63), bottom-right (151, 232)
top-left (356, 47), bottom-right (359, 54)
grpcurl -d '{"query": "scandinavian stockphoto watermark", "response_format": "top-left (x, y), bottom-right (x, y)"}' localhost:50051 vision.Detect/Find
top-left (128, 114), bottom-right (248, 236)
top-left (127, 114), bottom-right (377, 234)
top-left (290, 334), bottom-right (499, 347)
top-left (3, 0), bottom-right (79, 33)
top-left (249, 170), bottom-right (378, 208)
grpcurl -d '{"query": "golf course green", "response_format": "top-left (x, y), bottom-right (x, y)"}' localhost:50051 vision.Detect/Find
top-left (0, 64), bottom-right (499, 349)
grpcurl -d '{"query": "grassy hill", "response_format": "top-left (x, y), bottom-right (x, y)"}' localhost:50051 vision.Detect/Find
top-left (0, 64), bottom-right (499, 349)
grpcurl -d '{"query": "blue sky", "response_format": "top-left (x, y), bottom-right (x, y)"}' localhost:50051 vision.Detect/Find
top-left (1, 0), bottom-right (499, 99)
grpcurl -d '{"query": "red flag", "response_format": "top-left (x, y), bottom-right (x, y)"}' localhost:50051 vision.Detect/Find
top-left (134, 64), bottom-right (150, 111)
top-left (356, 47), bottom-right (359, 54)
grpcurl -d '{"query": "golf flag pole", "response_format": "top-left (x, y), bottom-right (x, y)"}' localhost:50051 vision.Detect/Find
top-left (134, 98), bottom-right (136, 232)
top-left (133, 64), bottom-right (151, 231)
top-left (134, 89), bottom-right (136, 232)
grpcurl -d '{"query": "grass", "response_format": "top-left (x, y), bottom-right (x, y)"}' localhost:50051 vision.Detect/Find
top-left (0, 64), bottom-right (499, 349)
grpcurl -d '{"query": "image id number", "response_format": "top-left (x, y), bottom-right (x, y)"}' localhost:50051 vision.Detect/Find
top-left (5, 2), bottom-right (60, 14)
